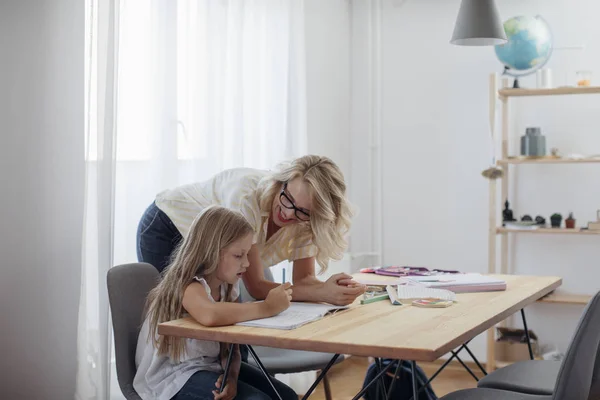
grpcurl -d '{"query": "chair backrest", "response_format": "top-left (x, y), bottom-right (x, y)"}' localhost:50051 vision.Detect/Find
top-left (552, 290), bottom-right (600, 400)
top-left (589, 307), bottom-right (600, 400)
top-left (239, 267), bottom-right (275, 302)
top-left (107, 262), bottom-right (159, 400)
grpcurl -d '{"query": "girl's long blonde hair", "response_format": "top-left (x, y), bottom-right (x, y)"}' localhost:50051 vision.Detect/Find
top-left (257, 155), bottom-right (354, 273)
top-left (144, 205), bottom-right (254, 361)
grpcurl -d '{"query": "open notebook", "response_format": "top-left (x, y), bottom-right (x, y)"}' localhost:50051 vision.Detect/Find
top-left (235, 302), bottom-right (348, 330)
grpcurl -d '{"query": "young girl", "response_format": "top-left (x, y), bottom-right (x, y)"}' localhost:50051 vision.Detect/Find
top-left (134, 206), bottom-right (298, 400)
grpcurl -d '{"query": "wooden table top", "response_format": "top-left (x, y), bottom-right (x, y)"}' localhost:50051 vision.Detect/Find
top-left (158, 274), bottom-right (561, 361)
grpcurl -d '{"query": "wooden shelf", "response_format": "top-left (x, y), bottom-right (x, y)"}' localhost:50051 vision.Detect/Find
top-left (537, 292), bottom-right (592, 305)
top-left (498, 157), bottom-right (600, 165)
top-left (499, 86), bottom-right (600, 97)
top-left (497, 227), bottom-right (600, 235)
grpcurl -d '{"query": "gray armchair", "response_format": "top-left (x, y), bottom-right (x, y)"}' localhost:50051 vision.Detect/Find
top-left (107, 262), bottom-right (158, 400)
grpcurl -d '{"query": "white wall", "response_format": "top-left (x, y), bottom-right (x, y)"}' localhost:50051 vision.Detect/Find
top-left (351, 0), bottom-right (600, 361)
top-left (303, 0), bottom-right (376, 278)
top-left (0, 1), bottom-right (84, 398)
top-left (304, 0), bottom-right (352, 181)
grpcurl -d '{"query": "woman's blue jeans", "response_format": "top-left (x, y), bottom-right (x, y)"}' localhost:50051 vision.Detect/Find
top-left (136, 201), bottom-right (182, 274)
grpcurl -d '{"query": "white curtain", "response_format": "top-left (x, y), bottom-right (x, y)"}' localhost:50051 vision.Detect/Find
top-left (77, 0), bottom-right (307, 398)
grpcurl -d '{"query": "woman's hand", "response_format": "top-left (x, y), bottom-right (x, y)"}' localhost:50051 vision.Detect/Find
top-left (322, 273), bottom-right (366, 305)
top-left (213, 375), bottom-right (237, 400)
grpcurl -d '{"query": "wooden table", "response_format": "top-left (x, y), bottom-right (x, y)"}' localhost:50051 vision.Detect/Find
top-left (159, 274), bottom-right (561, 399)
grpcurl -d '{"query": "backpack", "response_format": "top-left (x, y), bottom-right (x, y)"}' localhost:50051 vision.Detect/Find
top-left (362, 359), bottom-right (437, 400)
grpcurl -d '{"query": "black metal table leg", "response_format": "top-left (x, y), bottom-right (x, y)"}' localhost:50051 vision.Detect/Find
top-left (351, 360), bottom-right (395, 400)
top-left (301, 354), bottom-right (340, 400)
top-left (386, 360), bottom-right (403, 399)
top-left (219, 343), bottom-right (235, 394)
top-left (408, 341), bottom-right (480, 400)
top-left (463, 343), bottom-right (488, 376)
top-left (375, 358), bottom-right (388, 399)
top-left (451, 350), bottom-right (479, 381)
top-left (521, 308), bottom-right (535, 360)
top-left (410, 361), bottom-right (418, 399)
top-left (246, 345), bottom-right (283, 400)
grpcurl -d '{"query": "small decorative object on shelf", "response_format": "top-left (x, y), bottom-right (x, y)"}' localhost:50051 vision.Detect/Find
top-left (521, 214), bottom-right (533, 221)
top-left (550, 147), bottom-right (560, 157)
top-left (503, 200), bottom-right (516, 224)
top-left (520, 127), bottom-right (546, 157)
top-left (565, 213), bottom-right (576, 229)
top-left (550, 213), bottom-right (562, 228)
top-left (587, 210), bottom-right (600, 231)
top-left (576, 70), bottom-right (592, 87)
top-left (535, 215), bottom-right (546, 226)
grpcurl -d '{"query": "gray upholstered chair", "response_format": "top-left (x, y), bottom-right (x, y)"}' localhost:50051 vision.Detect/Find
top-left (476, 291), bottom-right (600, 398)
top-left (240, 267), bottom-right (346, 400)
top-left (107, 262), bottom-right (159, 400)
top-left (477, 360), bottom-right (561, 395)
top-left (439, 290), bottom-right (600, 400)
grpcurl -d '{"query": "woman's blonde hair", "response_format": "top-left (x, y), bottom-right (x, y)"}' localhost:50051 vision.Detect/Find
top-left (144, 205), bottom-right (254, 361)
top-left (257, 155), bottom-right (354, 273)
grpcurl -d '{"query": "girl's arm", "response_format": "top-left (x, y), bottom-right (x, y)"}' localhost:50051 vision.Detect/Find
top-left (221, 344), bottom-right (241, 382)
top-left (213, 344), bottom-right (241, 400)
top-left (182, 281), bottom-right (291, 327)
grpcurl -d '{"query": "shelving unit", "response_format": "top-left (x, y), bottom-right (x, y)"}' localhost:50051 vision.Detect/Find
top-left (485, 75), bottom-right (599, 371)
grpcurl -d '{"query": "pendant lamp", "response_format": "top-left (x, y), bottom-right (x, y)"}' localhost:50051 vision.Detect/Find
top-left (450, 0), bottom-right (507, 46)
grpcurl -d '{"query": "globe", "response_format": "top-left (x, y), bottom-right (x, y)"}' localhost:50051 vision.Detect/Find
top-left (494, 15), bottom-right (553, 88)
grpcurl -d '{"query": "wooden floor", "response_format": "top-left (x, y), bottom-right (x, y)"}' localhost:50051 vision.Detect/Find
top-left (303, 356), bottom-right (478, 399)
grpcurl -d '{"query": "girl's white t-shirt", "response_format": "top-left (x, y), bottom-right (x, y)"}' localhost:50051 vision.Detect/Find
top-left (133, 277), bottom-right (239, 400)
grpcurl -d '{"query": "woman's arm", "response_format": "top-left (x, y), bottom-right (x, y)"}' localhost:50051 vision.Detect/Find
top-left (242, 244), bottom-right (365, 305)
top-left (182, 280), bottom-right (291, 327)
top-left (242, 246), bottom-right (329, 302)
top-left (241, 245), bottom-right (280, 300)
top-left (291, 257), bottom-right (366, 305)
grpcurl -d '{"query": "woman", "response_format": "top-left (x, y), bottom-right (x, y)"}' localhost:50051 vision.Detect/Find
top-left (136, 154), bottom-right (365, 306)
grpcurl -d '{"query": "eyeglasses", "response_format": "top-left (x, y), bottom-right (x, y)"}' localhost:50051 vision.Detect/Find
top-left (280, 182), bottom-right (310, 221)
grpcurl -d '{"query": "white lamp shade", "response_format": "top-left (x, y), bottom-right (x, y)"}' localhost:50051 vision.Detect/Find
top-left (451, 0), bottom-right (507, 46)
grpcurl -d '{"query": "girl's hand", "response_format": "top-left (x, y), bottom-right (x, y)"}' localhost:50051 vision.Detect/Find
top-left (264, 282), bottom-right (293, 314)
top-left (322, 273), bottom-right (366, 305)
top-left (213, 375), bottom-right (237, 400)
